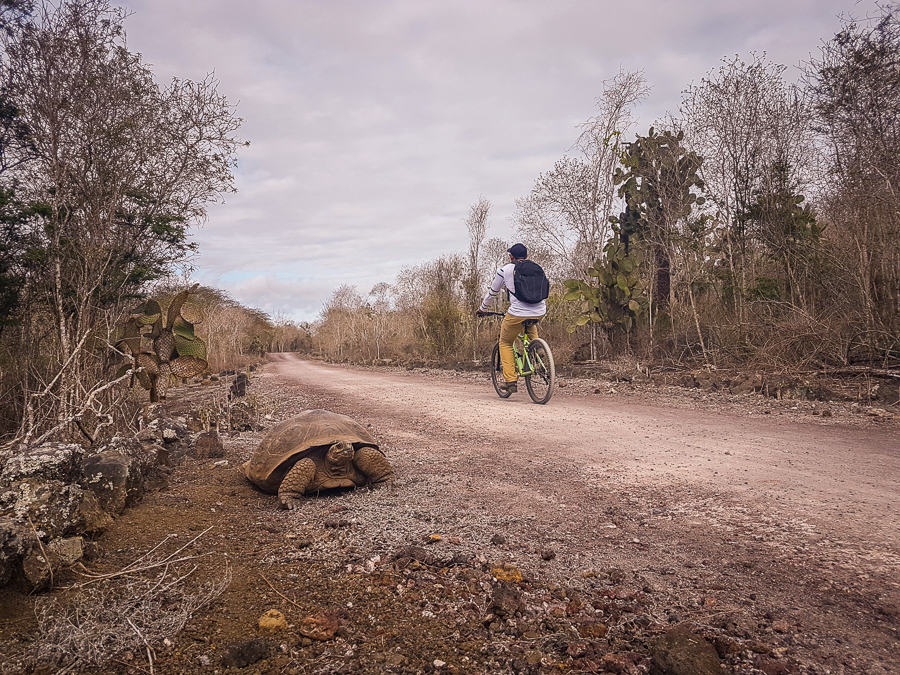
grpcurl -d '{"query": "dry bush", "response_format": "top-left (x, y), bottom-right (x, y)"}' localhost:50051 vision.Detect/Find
top-left (743, 311), bottom-right (848, 370)
top-left (26, 531), bottom-right (231, 672)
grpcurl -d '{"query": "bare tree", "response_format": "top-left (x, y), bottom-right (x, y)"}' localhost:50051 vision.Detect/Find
top-left (516, 69), bottom-right (650, 278)
top-left (803, 5), bottom-right (900, 335)
top-left (680, 54), bottom-right (814, 324)
top-left (318, 285), bottom-right (366, 361)
top-left (368, 281), bottom-right (394, 360)
top-left (463, 196), bottom-right (490, 361)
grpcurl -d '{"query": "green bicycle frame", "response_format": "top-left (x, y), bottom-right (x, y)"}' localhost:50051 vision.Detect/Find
top-left (513, 335), bottom-right (535, 377)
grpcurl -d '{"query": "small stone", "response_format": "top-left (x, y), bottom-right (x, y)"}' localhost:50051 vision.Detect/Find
top-left (748, 641), bottom-right (773, 653)
top-left (299, 611), bottom-right (341, 640)
top-left (525, 650), bottom-right (543, 666)
top-left (221, 639), bottom-right (269, 668)
top-left (650, 624), bottom-right (721, 675)
top-left (602, 652), bottom-right (645, 672)
top-left (259, 609), bottom-right (288, 634)
top-left (198, 655), bottom-right (211, 666)
top-left (578, 621), bottom-right (609, 638)
top-left (491, 564), bottom-right (523, 583)
top-left (490, 585), bottom-right (525, 617)
top-left (490, 534), bottom-right (506, 545)
top-left (47, 537), bottom-right (84, 566)
top-left (540, 549), bottom-right (556, 560)
top-left (755, 654), bottom-right (791, 675)
top-left (771, 620), bottom-right (791, 633)
top-left (194, 430), bottom-right (224, 459)
top-left (433, 659), bottom-right (446, 668)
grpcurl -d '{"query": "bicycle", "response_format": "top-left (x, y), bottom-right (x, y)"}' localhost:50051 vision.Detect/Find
top-left (479, 312), bottom-right (556, 404)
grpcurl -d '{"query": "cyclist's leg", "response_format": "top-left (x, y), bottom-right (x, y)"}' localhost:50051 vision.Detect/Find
top-left (499, 314), bottom-right (526, 382)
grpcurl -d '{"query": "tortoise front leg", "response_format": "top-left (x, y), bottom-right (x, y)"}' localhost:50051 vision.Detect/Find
top-left (279, 457), bottom-right (316, 509)
top-left (354, 446), bottom-right (395, 486)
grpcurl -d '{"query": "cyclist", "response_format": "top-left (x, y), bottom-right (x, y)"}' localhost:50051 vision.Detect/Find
top-left (475, 243), bottom-right (546, 394)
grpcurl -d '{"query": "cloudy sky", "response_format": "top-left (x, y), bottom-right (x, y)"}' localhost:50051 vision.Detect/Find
top-left (120, 0), bottom-right (882, 323)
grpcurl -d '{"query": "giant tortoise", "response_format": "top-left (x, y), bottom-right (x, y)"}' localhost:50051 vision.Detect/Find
top-left (242, 409), bottom-right (394, 509)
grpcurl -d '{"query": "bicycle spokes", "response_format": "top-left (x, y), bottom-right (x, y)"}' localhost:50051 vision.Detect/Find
top-left (524, 338), bottom-right (555, 404)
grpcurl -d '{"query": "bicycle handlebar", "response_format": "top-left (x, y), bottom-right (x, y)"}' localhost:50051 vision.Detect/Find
top-left (477, 311), bottom-right (505, 317)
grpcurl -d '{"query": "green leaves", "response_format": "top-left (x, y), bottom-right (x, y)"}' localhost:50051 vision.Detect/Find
top-left (562, 233), bottom-right (649, 333)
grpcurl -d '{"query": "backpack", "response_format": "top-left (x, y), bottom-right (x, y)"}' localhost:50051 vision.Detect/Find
top-left (511, 260), bottom-right (550, 304)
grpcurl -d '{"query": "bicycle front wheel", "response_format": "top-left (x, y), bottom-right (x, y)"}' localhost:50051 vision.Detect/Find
top-left (490, 342), bottom-right (511, 398)
top-left (525, 338), bottom-right (555, 404)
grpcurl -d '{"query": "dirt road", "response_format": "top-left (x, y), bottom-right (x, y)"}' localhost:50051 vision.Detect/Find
top-left (6, 354), bottom-right (898, 675)
top-left (261, 354), bottom-right (900, 673)
top-left (268, 354), bottom-right (899, 550)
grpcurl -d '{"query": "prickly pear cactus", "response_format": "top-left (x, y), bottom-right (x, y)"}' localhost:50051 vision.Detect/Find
top-left (114, 285), bottom-right (208, 402)
top-left (563, 233), bottom-right (650, 333)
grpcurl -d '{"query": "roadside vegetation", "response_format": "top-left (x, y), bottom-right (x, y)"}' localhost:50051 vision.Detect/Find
top-left (314, 8), bottom-right (900, 389)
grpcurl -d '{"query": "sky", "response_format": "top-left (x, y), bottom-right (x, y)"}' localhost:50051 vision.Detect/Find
top-left (119, 0), bottom-right (885, 323)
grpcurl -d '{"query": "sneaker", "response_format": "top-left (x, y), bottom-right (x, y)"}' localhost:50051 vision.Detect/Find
top-left (499, 381), bottom-right (517, 394)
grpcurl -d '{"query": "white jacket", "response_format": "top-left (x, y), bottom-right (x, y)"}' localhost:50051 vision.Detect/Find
top-left (479, 262), bottom-right (546, 317)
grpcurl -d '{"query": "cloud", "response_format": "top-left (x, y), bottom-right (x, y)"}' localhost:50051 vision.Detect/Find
top-left (121, 0), bottom-right (883, 322)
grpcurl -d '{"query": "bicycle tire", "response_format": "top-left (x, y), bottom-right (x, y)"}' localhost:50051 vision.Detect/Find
top-left (490, 342), bottom-right (512, 398)
top-left (525, 338), bottom-right (555, 404)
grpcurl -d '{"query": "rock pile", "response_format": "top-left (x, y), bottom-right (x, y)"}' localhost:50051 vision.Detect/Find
top-left (0, 415), bottom-right (200, 591)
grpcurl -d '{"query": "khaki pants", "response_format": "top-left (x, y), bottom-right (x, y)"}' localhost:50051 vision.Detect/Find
top-left (499, 313), bottom-right (542, 383)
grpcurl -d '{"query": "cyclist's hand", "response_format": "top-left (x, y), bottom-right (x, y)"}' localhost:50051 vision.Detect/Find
top-left (475, 309), bottom-right (486, 317)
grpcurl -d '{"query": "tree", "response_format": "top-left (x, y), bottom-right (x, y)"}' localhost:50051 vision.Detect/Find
top-left (368, 281), bottom-right (394, 360)
top-left (804, 5), bottom-right (900, 333)
top-left (463, 196), bottom-right (490, 361)
top-left (0, 0), bottom-right (37, 331)
top-left (421, 255), bottom-right (464, 355)
top-left (515, 69), bottom-right (649, 278)
top-left (614, 127), bottom-right (705, 309)
top-left (0, 0), bottom-right (245, 443)
top-left (741, 162), bottom-right (822, 311)
top-left (318, 285), bottom-right (364, 360)
top-left (680, 54), bottom-right (813, 323)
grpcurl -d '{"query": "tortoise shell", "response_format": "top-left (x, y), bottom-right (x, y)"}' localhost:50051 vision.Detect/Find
top-left (242, 409), bottom-right (379, 493)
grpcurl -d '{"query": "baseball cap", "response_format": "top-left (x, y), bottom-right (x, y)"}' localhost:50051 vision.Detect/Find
top-left (507, 243), bottom-right (527, 258)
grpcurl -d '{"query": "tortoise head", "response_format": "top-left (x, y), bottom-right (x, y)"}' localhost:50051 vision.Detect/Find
top-left (325, 441), bottom-right (355, 467)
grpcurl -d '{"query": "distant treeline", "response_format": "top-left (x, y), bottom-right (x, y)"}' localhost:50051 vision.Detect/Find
top-left (313, 7), bottom-right (900, 374)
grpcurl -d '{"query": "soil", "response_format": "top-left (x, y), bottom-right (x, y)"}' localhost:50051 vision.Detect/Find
top-left (1, 353), bottom-right (899, 675)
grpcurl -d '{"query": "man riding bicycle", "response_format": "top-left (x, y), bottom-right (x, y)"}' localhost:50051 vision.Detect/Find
top-left (475, 243), bottom-right (546, 394)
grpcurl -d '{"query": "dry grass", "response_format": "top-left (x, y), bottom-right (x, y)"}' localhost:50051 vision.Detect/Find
top-left (27, 531), bottom-right (232, 672)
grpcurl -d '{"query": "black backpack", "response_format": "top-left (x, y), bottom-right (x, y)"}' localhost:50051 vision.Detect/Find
top-left (511, 260), bottom-right (550, 304)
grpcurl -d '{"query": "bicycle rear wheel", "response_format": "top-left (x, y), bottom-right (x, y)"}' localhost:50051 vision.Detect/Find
top-left (490, 342), bottom-right (511, 398)
top-left (525, 338), bottom-right (555, 404)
